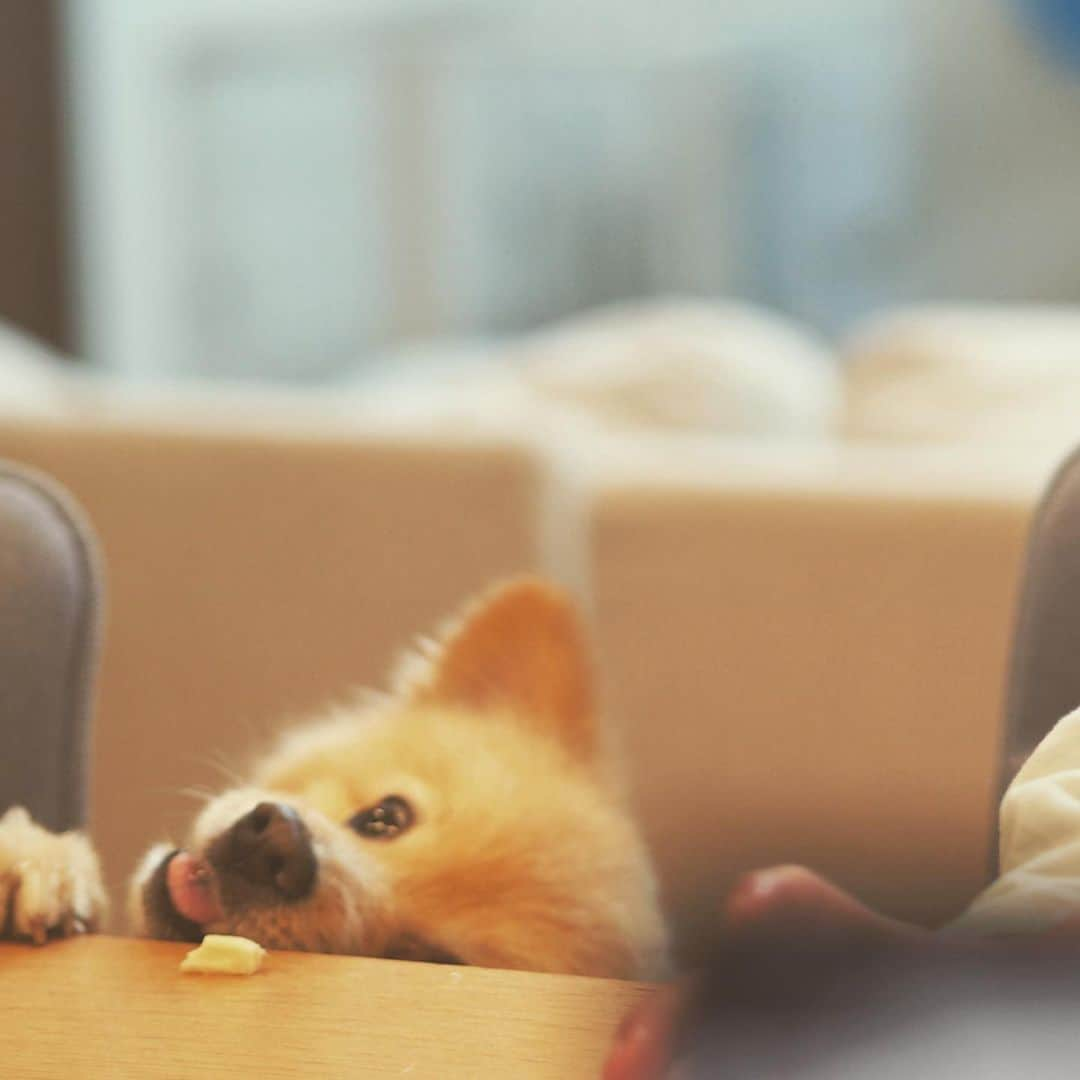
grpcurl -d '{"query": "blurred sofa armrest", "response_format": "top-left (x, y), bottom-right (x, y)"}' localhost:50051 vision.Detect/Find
top-left (574, 436), bottom-right (1047, 958)
top-left (0, 401), bottom-right (545, 916)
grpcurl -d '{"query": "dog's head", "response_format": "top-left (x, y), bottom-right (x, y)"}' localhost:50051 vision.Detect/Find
top-left (130, 579), bottom-right (668, 978)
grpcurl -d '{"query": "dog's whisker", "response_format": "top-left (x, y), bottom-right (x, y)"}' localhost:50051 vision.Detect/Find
top-left (148, 783), bottom-right (198, 799)
top-left (175, 786), bottom-right (216, 805)
top-left (187, 751), bottom-right (246, 787)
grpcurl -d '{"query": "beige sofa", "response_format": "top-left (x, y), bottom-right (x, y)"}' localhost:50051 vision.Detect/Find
top-left (0, 406), bottom-right (544, 922)
top-left (0, 306), bottom-right (1072, 958)
top-left (581, 439), bottom-right (1045, 954)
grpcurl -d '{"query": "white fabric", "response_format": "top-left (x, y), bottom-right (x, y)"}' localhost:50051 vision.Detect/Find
top-left (954, 706), bottom-right (1080, 934)
top-left (0, 302), bottom-right (843, 441)
top-left (352, 300), bottom-right (841, 439)
top-left (844, 306), bottom-right (1080, 452)
top-left (0, 322), bottom-right (72, 413)
top-left (516, 300), bottom-right (840, 437)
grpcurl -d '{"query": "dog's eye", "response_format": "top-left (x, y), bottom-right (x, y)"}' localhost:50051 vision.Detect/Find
top-left (348, 795), bottom-right (414, 840)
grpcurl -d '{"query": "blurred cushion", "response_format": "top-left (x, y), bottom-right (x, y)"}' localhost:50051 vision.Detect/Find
top-left (843, 306), bottom-right (1080, 457)
top-left (517, 299), bottom-right (841, 437)
top-left (349, 299), bottom-right (842, 439)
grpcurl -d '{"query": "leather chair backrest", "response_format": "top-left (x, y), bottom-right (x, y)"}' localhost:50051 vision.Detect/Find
top-left (1001, 447), bottom-right (1080, 790)
top-left (0, 462), bottom-right (100, 831)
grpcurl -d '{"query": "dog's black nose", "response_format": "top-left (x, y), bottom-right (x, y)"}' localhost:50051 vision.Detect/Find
top-left (211, 802), bottom-right (317, 903)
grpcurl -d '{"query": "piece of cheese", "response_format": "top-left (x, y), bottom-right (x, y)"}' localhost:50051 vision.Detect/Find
top-left (180, 934), bottom-right (266, 975)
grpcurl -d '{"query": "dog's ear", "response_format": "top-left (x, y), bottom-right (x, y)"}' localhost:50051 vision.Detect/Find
top-left (396, 578), bottom-right (597, 763)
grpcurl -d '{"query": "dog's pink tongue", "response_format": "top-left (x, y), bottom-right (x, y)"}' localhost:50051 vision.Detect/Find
top-left (167, 852), bottom-right (223, 926)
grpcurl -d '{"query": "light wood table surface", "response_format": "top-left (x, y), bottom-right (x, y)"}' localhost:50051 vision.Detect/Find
top-left (0, 936), bottom-right (652, 1079)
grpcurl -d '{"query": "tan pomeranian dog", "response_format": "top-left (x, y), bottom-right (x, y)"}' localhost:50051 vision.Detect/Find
top-left (1, 579), bottom-right (669, 977)
top-left (2, 580), bottom-right (667, 977)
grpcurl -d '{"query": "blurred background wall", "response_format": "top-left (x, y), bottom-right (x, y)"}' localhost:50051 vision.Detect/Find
top-left (4, 0), bottom-right (1080, 374)
top-left (0, 1), bottom-right (71, 351)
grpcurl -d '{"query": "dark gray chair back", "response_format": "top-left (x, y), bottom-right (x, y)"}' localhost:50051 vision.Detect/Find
top-left (991, 445), bottom-right (1080, 873)
top-left (1000, 446), bottom-right (1080, 788)
top-left (0, 461), bottom-right (101, 832)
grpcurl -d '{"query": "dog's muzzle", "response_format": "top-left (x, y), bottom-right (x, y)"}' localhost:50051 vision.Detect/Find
top-left (207, 801), bottom-right (318, 906)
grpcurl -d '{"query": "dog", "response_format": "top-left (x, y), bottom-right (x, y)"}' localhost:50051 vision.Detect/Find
top-left (1, 579), bottom-right (669, 979)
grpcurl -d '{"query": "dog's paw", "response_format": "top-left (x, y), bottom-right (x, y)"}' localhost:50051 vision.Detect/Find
top-left (0, 806), bottom-right (107, 944)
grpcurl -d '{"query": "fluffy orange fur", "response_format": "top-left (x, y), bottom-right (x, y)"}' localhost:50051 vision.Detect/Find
top-left (129, 578), bottom-right (669, 979)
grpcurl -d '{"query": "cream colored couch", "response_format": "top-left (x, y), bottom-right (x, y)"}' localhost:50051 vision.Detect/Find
top-left (0, 402), bottom-right (544, 922)
top-left (0, 305), bottom-right (1073, 959)
top-left (580, 439), bottom-right (1044, 954)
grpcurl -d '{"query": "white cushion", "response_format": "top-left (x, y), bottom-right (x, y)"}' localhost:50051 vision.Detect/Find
top-left (844, 306), bottom-right (1080, 453)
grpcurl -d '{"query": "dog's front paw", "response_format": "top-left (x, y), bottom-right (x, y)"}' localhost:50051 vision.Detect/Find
top-left (0, 806), bottom-right (107, 944)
